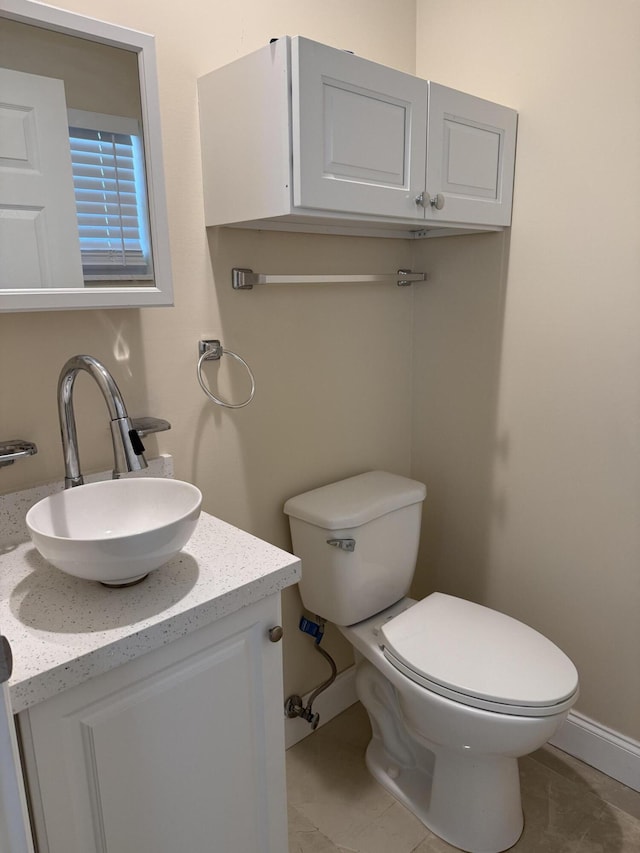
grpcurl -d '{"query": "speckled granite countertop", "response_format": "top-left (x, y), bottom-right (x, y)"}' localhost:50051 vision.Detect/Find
top-left (0, 460), bottom-right (300, 714)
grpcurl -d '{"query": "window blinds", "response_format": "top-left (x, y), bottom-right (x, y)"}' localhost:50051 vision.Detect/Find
top-left (69, 126), bottom-right (151, 279)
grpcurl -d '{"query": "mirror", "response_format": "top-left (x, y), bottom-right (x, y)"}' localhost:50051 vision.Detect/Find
top-left (0, 0), bottom-right (173, 311)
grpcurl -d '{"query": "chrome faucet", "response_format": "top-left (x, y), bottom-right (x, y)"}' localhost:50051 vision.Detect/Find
top-left (58, 355), bottom-right (148, 488)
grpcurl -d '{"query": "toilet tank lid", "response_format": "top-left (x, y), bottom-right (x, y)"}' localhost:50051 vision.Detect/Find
top-left (283, 471), bottom-right (426, 529)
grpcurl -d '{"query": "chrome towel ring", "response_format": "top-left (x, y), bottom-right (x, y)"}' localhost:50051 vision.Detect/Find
top-left (197, 339), bottom-right (255, 409)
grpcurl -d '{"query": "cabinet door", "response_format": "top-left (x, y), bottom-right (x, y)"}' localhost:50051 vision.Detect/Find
top-left (21, 596), bottom-right (287, 853)
top-left (425, 82), bottom-right (517, 226)
top-left (0, 637), bottom-right (34, 853)
top-left (292, 37), bottom-right (427, 220)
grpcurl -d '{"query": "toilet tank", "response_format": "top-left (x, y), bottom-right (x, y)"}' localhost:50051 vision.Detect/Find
top-left (284, 471), bottom-right (426, 626)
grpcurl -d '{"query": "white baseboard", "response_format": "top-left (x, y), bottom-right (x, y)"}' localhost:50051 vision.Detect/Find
top-left (285, 666), bottom-right (357, 749)
top-left (550, 710), bottom-right (640, 793)
top-left (285, 670), bottom-right (640, 793)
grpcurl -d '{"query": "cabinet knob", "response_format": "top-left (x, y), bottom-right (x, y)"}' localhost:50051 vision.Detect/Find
top-left (430, 193), bottom-right (445, 210)
top-left (414, 191), bottom-right (430, 208)
top-left (268, 625), bottom-right (284, 643)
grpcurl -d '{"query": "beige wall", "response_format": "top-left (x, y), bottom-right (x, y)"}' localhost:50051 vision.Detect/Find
top-left (413, 0), bottom-right (640, 739)
top-left (4, 0), bottom-right (638, 745)
top-left (0, 19), bottom-right (141, 115)
top-left (0, 0), bottom-right (417, 697)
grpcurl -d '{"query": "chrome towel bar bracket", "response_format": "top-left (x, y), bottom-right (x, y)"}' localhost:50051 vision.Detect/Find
top-left (231, 268), bottom-right (427, 290)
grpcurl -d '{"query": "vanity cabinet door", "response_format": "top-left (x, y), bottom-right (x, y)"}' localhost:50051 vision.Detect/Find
top-left (0, 641), bottom-right (33, 853)
top-left (292, 37), bottom-right (428, 220)
top-left (424, 82), bottom-right (517, 227)
top-left (19, 595), bottom-right (287, 853)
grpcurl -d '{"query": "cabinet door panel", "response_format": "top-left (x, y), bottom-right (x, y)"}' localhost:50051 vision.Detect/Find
top-left (89, 636), bottom-right (262, 853)
top-left (322, 84), bottom-right (408, 185)
top-left (292, 37), bottom-right (427, 219)
top-left (23, 596), bottom-right (287, 853)
top-left (426, 82), bottom-right (517, 226)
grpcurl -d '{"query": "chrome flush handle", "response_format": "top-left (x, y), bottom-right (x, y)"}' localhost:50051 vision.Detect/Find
top-left (326, 538), bottom-right (356, 552)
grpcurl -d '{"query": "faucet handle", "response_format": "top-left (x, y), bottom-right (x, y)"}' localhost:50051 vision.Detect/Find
top-left (130, 417), bottom-right (171, 438)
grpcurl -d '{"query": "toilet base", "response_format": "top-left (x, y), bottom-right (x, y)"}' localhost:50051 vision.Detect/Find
top-left (365, 735), bottom-right (524, 853)
top-left (353, 653), bottom-right (524, 853)
top-left (342, 604), bottom-right (573, 853)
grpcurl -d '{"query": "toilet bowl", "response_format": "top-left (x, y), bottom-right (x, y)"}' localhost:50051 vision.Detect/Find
top-left (284, 471), bottom-right (579, 853)
top-left (341, 596), bottom-right (578, 853)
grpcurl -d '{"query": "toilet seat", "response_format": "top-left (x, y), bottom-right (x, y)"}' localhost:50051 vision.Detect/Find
top-left (380, 593), bottom-right (579, 717)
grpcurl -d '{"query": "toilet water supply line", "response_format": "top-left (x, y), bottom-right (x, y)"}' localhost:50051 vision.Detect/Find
top-left (285, 617), bottom-right (337, 729)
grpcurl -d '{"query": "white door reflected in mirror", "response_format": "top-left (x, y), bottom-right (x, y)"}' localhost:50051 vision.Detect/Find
top-left (0, 67), bottom-right (84, 290)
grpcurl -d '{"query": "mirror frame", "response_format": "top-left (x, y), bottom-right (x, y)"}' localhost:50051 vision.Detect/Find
top-left (0, 0), bottom-right (174, 312)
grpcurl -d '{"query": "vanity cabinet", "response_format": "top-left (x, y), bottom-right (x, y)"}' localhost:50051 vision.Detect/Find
top-left (18, 595), bottom-right (288, 853)
top-left (198, 36), bottom-right (517, 238)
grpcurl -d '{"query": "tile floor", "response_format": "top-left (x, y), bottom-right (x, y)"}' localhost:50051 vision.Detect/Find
top-left (286, 702), bottom-right (640, 853)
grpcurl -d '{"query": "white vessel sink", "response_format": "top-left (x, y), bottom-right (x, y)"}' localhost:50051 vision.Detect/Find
top-left (26, 478), bottom-right (202, 586)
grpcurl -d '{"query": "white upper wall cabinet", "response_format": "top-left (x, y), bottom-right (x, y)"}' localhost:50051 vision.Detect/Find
top-left (198, 37), bottom-right (518, 239)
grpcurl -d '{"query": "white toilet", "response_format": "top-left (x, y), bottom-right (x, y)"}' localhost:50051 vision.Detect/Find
top-left (284, 471), bottom-right (579, 853)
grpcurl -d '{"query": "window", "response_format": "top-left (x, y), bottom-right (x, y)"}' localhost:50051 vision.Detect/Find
top-left (67, 110), bottom-right (153, 281)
